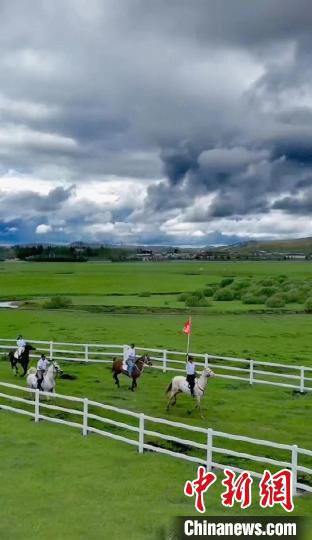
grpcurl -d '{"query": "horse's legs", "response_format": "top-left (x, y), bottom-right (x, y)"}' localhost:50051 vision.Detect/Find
top-left (166, 391), bottom-right (177, 411)
top-left (196, 396), bottom-right (205, 418)
top-left (21, 364), bottom-right (27, 377)
top-left (113, 371), bottom-right (120, 388)
top-left (187, 396), bottom-right (203, 417)
top-left (166, 393), bottom-right (172, 411)
top-left (9, 354), bottom-right (18, 375)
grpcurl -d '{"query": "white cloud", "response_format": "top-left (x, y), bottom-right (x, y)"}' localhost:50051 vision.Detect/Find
top-left (36, 224), bottom-right (52, 234)
top-left (0, 125), bottom-right (78, 153)
top-left (0, 94), bottom-right (58, 121)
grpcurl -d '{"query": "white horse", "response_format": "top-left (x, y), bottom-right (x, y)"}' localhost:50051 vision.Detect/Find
top-left (26, 361), bottom-right (62, 394)
top-left (166, 367), bottom-right (215, 417)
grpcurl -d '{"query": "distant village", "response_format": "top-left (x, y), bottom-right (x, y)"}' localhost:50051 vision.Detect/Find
top-left (0, 242), bottom-right (311, 262)
top-left (131, 248), bottom-right (310, 261)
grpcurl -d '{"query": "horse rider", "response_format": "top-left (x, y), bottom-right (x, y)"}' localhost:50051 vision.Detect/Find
top-left (126, 343), bottom-right (136, 377)
top-left (36, 353), bottom-right (50, 391)
top-left (186, 355), bottom-right (196, 398)
top-left (15, 334), bottom-right (26, 359)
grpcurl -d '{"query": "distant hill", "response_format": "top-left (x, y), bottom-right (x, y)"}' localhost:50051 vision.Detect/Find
top-left (228, 236), bottom-right (312, 255)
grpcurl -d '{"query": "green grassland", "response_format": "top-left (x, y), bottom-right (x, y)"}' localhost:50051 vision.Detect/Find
top-left (0, 349), bottom-right (312, 539)
top-left (1, 260), bottom-right (312, 314)
top-left (2, 414), bottom-right (311, 540)
top-left (0, 309), bottom-right (312, 365)
top-left (0, 261), bottom-right (312, 538)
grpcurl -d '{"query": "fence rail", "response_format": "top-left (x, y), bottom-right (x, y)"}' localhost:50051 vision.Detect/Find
top-left (1, 338), bottom-right (312, 393)
top-left (0, 380), bottom-right (311, 496)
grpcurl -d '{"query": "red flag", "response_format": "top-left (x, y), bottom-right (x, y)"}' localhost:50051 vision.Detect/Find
top-left (183, 318), bottom-right (192, 335)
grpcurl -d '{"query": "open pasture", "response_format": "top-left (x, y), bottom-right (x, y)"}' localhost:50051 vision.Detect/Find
top-left (2, 412), bottom-right (311, 540)
top-left (0, 309), bottom-right (312, 366)
top-left (0, 346), bottom-right (312, 538)
top-left (1, 260), bottom-right (312, 314)
top-left (0, 261), bottom-right (311, 538)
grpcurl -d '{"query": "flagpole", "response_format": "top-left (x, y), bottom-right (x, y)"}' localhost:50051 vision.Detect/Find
top-left (186, 316), bottom-right (191, 356)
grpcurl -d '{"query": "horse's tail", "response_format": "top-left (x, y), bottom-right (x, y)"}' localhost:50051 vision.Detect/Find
top-left (166, 381), bottom-right (172, 394)
top-left (27, 367), bottom-right (36, 376)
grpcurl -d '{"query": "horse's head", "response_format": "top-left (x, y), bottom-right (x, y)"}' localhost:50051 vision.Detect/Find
top-left (203, 367), bottom-right (215, 378)
top-left (25, 343), bottom-right (36, 351)
top-left (135, 353), bottom-right (152, 368)
top-left (143, 354), bottom-right (152, 366)
top-left (51, 361), bottom-right (63, 376)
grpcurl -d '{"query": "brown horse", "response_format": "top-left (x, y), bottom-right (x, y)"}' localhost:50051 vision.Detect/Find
top-left (112, 354), bottom-right (152, 391)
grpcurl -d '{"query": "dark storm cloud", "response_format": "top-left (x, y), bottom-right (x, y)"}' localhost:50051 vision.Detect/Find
top-left (0, 186), bottom-right (74, 219)
top-left (273, 190), bottom-right (312, 214)
top-left (1, 0), bottom-right (312, 243)
top-left (160, 147), bottom-right (200, 185)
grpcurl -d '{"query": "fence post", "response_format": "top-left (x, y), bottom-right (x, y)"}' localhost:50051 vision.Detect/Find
top-left (123, 345), bottom-right (128, 363)
top-left (49, 341), bottom-right (53, 361)
top-left (249, 360), bottom-right (254, 385)
top-left (82, 398), bottom-right (88, 436)
top-left (291, 445), bottom-right (298, 497)
top-left (300, 367), bottom-right (305, 393)
top-left (85, 344), bottom-right (89, 363)
top-left (35, 389), bottom-right (40, 422)
top-left (139, 413), bottom-right (145, 454)
top-left (206, 428), bottom-right (213, 471)
top-left (204, 354), bottom-right (209, 368)
top-left (163, 350), bottom-right (167, 373)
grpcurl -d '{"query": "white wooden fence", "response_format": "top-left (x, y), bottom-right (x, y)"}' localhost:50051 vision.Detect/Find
top-left (1, 338), bottom-right (312, 393)
top-left (0, 380), bottom-right (311, 496)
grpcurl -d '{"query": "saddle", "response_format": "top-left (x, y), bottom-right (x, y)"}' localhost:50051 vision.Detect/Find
top-left (123, 364), bottom-right (138, 377)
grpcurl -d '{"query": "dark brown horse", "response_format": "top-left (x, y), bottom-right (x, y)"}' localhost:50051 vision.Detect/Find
top-left (8, 342), bottom-right (36, 376)
top-left (112, 354), bottom-right (152, 391)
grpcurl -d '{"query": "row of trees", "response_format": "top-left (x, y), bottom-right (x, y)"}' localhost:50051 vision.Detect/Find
top-left (14, 244), bottom-right (131, 262)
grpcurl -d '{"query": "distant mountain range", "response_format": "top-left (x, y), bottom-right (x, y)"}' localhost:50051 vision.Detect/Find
top-left (224, 236), bottom-right (312, 254)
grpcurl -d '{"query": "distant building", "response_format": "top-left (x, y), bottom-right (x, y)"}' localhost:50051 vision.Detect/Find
top-left (282, 253), bottom-right (306, 260)
top-left (195, 250), bottom-right (230, 260)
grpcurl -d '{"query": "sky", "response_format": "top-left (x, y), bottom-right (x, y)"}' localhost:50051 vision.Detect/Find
top-left (0, 0), bottom-right (312, 246)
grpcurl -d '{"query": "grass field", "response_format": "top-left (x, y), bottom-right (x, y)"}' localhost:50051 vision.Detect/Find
top-left (1, 260), bottom-right (312, 314)
top-left (0, 261), bottom-right (311, 538)
top-left (3, 413), bottom-right (311, 540)
top-left (1, 309), bottom-right (312, 365)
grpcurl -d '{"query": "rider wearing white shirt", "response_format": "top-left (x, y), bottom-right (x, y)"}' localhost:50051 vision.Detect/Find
top-left (126, 344), bottom-right (136, 376)
top-left (186, 355), bottom-right (196, 397)
top-left (16, 335), bottom-right (26, 358)
top-left (36, 354), bottom-right (50, 390)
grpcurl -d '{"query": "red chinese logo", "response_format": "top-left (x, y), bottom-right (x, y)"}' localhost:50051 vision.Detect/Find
top-left (184, 467), bottom-right (294, 513)
top-left (184, 466), bottom-right (217, 513)
top-left (221, 469), bottom-right (253, 509)
top-left (259, 469), bottom-right (294, 512)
